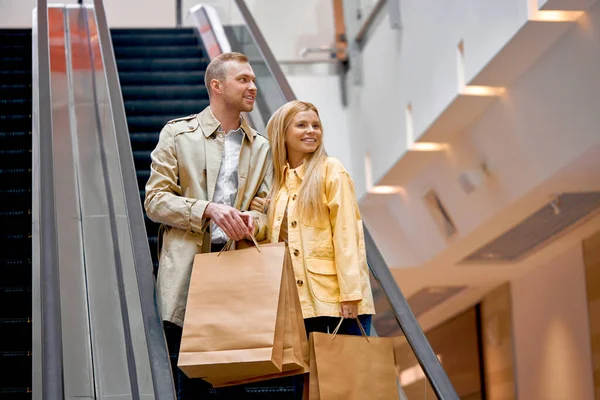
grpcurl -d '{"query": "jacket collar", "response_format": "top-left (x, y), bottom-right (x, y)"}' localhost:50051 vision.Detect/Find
top-left (284, 161), bottom-right (307, 181)
top-left (197, 106), bottom-right (255, 143)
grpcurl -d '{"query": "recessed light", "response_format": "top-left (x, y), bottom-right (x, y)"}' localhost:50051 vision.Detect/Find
top-left (461, 85), bottom-right (506, 97)
top-left (531, 11), bottom-right (584, 22)
top-left (369, 185), bottom-right (403, 194)
top-left (410, 142), bottom-right (447, 151)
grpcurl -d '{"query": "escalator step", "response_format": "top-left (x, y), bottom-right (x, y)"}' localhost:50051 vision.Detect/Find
top-left (129, 132), bottom-right (161, 150)
top-left (0, 99), bottom-right (32, 116)
top-left (0, 84), bottom-right (31, 99)
top-left (119, 71), bottom-right (205, 86)
top-left (0, 169), bottom-right (31, 190)
top-left (0, 210), bottom-right (31, 233)
top-left (114, 45), bottom-right (204, 59)
top-left (112, 33), bottom-right (198, 47)
top-left (124, 99), bottom-right (208, 116)
top-left (115, 57), bottom-right (209, 72)
top-left (0, 131), bottom-right (30, 147)
top-left (0, 259), bottom-right (31, 288)
top-left (0, 318), bottom-right (31, 355)
top-left (0, 71), bottom-right (31, 85)
top-left (0, 150), bottom-right (31, 169)
top-left (0, 352), bottom-right (31, 388)
top-left (0, 115), bottom-right (31, 132)
top-left (111, 28), bottom-right (195, 35)
top-left (122, 85), bottom-right (208, 101)
top-left (0, 189), bottom-right (31, 205)
top-left (132, 150), bottom-right (152, 171)
top-left (0, 57), bottom-right (31, 70)
top-left (0, 287), bottom-right (32, 318)
top-left (136, 170), bottom-right (150, 190)
top-left (0, 45), bottom-right (31, 57)
top-left (127, 115), bottom-right (183, 133)
top-left (0, 233), bottom-right (31, 260)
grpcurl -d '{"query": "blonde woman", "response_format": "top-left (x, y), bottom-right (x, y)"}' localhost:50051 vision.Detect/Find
top-left (253, 100), bottom-right (375, 336)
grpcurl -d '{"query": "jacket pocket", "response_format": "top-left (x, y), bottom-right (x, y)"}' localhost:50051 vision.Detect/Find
top-left (305, 258), bottom-right (340, 303)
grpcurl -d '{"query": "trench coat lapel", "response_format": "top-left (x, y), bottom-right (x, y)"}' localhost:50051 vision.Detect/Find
top-left (205, 135), bottom-right (223, 202)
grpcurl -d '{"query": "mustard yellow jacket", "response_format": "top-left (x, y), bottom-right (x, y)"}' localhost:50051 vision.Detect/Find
top-left (268, 157), bottom-right (375, 319)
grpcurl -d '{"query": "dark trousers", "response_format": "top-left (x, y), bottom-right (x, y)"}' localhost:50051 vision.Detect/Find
top-left (304, 314), bottom-right (372, 337)
top-left (164, 321), bottom-right (248, 399)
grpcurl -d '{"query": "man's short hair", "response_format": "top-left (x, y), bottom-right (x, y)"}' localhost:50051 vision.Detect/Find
top-left (204, 52), bottom-right (249, 95)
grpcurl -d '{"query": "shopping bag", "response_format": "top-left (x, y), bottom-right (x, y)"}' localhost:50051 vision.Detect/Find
top-left (206, 249), bottom-right (310, 387)
top-left (178, 241), bottom-right (288, 381)
top-left (309, 318), bottom-right (399, 400)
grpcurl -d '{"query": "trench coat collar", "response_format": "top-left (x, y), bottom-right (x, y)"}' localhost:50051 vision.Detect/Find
top-left (197, 106), bottom-right (255, 143)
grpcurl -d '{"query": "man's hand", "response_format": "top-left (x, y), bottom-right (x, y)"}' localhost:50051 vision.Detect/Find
top-left (240, 212), bottom-right (255, 236)
top-left (250, 196), bottom-right (269, 213)
top-left (204, 203), bottom-right (250, 241)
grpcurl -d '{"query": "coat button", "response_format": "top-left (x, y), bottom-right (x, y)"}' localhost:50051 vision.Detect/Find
top-left (293, 249), bottom-right (300, 257)
top-left (292, 194), bottom-right (297, 201)
top-left (291, 221), bottom-right (297, 228)
top-left (296, 279), bottom-right (304, 286)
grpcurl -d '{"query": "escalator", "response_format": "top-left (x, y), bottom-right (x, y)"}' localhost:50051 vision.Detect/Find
top-left (0, 29), bottom-right (33, 400)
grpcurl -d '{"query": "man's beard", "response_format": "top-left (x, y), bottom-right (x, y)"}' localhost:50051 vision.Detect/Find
top-left (224, 93), bottom-right (254, 113)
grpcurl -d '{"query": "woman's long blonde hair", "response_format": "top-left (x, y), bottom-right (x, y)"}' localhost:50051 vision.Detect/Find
top-left (266, 100), bottom-right (327, 224)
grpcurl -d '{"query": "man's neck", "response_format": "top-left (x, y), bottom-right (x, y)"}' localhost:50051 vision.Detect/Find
top-left (210, 104), bottom-right (241, 133)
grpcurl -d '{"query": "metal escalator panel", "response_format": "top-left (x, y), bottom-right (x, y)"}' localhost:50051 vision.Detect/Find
top-left (32, 2), bottom-right (175, 399)
top-left (0, 28), bottom-right (33, 400)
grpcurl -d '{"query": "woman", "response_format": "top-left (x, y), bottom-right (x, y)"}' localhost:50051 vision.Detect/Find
top-left (253, 100), bottom-right (375, 336)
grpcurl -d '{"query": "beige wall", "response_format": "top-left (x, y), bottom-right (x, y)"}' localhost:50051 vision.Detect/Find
top-left (511, 244), bottom-right (594, 400)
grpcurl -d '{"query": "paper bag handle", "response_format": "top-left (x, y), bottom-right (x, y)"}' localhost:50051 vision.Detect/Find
top-left (217, 235), bottom-right (261, 257)
top-left (331, 317), bottom-right (370, 342)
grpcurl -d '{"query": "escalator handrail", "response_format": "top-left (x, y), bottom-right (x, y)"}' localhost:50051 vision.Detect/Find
top-left (364, 228), bottom-right (459, 399)
top-left (230, 1), bottom-right (459, 398)
top-left (90, 1), bottom-right (176, 398)
top-left (32, 1), bottom-right (66, 398)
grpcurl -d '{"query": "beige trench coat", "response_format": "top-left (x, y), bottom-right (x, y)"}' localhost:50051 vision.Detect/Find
top-left (144, 107), bottom-right (272, 326)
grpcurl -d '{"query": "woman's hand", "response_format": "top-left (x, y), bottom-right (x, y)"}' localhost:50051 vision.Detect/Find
top-left (250, 196), bottom-right (269, 213)
top-left (340, 301), bottom-right (359, 319)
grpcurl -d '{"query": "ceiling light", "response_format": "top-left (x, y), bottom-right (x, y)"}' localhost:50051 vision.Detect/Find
top-left (530, 11), bottom-right (584, 22)
top-left (369, 185), bottom-right (403, 194)
top-left (410, 142), bottom-right (447, 151)
top-left (461, 85), bottom-right (506, 97)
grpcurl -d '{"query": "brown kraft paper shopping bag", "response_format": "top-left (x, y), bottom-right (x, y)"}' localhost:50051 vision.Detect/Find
top-left (309, 319), bottom-right (399, 400)
top-left (207, 249), bottom-right (310, 387)
top-left (178, 242), bottom-right (288, 381)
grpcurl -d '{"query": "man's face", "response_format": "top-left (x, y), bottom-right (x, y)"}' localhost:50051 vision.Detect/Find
top-left (220, 61), bottom-right (257, 113)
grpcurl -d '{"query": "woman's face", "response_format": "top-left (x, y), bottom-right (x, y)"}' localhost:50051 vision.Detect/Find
top-left (285, 110), bottom-right (323, 160)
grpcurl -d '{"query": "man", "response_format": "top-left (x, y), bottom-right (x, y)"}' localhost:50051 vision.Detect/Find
top-left (144, 52), bottom-right (272, 398)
